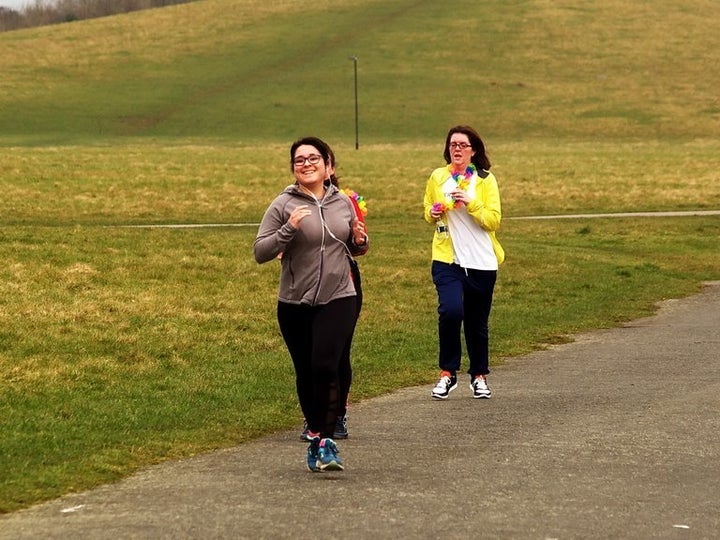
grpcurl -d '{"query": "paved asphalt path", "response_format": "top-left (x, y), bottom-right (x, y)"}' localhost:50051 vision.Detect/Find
top-left (2, 282), bottom-right (719, 539)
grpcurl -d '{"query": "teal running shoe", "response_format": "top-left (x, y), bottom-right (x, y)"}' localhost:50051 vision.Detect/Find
top-left (318, 438), bottom-right (344, 471)
top-left (306, 437), bottom-right (321, 472)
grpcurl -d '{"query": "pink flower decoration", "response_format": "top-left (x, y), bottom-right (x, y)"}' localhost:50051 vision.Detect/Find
top-left (431, 202), bottom-right (448, 214)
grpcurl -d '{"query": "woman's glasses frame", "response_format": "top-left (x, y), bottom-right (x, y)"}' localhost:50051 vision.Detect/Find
top-left (293, 154), bottom-right (323, 167)
top-left (449, 142), bottom-right (473, 150)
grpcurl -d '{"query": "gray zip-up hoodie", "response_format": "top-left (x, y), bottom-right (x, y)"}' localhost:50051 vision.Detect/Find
top-left (253, 183), bottom-right (368, 306)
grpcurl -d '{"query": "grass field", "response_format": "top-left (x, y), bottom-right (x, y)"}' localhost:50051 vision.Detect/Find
top-left (1, 0), bottom-right (719, 513)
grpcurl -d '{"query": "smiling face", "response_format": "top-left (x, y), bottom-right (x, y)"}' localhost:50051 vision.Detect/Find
top-left (448, 133), bottom-right (475, 171)
top-left (292, 144), bottom-right (330, 195)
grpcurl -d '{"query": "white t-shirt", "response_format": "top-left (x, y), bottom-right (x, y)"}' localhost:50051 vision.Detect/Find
top-left (442, 173), bottom-right (499, 271)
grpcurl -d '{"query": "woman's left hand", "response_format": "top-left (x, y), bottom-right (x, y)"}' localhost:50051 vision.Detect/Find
top-left (450, 189), bottom-right (472, 206)
top-left (352, 219), bottom-right (367, 245)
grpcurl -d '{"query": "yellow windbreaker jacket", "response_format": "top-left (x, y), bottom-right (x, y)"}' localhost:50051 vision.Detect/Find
top-left (423, 165), bottom-right (505, 265)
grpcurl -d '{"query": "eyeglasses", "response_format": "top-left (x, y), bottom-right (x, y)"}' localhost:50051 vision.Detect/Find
top-left (449, 142), bottom-right (472, 150)
top-left (293, 154), bottom-right (323, 167)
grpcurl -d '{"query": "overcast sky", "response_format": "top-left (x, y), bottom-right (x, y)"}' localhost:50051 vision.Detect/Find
top-left (1, 0), bottom-right (30, 9)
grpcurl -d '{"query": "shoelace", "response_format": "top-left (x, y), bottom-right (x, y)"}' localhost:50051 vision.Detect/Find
top-left (473, 378), bottom-right (488, 390)
top-left (321, 440), bottom-right (339, 458)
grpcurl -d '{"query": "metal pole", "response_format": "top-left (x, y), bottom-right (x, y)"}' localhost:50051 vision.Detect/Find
top-left (349, 56), bottom-right (359, 149)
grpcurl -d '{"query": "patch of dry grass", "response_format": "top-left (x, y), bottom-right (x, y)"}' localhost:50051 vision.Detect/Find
top-left (2, 140), bottom-right (719, 227)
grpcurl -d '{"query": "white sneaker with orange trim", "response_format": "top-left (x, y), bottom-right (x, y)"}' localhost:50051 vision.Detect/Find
top-left (470, 376), bottom-right (491, 399)
top-left (431, 372), bottom-right (457, 399)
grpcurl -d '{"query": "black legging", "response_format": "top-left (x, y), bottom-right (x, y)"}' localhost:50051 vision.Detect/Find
top-left (278, 296), bottom-right (358, 438)
top-left (338, 260), bottom-right (362, 419)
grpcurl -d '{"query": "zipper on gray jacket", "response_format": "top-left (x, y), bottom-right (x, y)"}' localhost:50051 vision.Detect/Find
top-left (311, 196), bottom-right (326, 306)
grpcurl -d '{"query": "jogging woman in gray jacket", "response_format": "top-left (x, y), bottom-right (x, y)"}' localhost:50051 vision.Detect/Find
top-left (253, 136), bottom-right (368, 472)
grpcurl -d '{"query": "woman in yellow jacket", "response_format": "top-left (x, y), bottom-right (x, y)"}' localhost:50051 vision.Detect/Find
top-left (423, 125), bottom-right (504, 400)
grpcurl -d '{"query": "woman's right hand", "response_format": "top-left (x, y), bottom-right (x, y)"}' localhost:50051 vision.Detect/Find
top-left (288, 205), bottom-right (312, 228)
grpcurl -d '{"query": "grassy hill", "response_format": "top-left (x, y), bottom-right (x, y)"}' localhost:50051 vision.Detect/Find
top-left (1, 0), bottom-right (718, 145)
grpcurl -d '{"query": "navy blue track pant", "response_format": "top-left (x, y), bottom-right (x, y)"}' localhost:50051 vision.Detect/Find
top-left (431, 260), bottom-right (496, 379)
